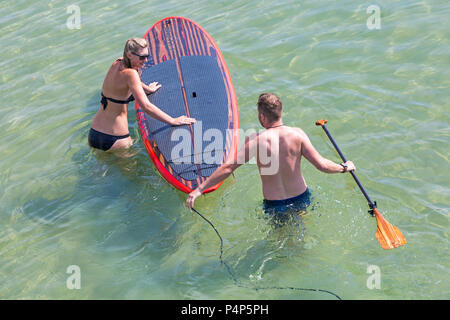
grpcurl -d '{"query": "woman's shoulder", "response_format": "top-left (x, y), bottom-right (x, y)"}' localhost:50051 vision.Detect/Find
top-left (112, 57), bottom-right (123, 68)
top-left (112, 58), bottom-right (136, 75)
top-left (120, 66), bottom-right (139, 77)
top-left (107, 58), bottom-right (123, 73)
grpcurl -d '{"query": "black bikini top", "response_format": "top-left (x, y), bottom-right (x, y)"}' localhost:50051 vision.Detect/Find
top-left (100, 92), bottom-right (135, 110)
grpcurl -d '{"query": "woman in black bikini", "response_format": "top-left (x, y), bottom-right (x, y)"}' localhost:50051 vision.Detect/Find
top-left (89, 38), bottom-right (195, 151)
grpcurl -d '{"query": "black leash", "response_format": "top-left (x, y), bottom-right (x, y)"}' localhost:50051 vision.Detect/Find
top-left (190, 207), bottom-right (342, 300)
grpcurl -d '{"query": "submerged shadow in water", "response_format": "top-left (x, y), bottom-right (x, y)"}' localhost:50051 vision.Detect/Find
top-left (191, 205), bottom-right (341, 300)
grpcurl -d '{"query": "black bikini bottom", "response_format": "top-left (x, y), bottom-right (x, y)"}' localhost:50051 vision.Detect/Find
top-left (88, 128), bottom-right (130, 151)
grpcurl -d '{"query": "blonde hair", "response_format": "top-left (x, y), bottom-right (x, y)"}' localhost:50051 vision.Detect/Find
top-left (123, 38), bottom-right (148, 68)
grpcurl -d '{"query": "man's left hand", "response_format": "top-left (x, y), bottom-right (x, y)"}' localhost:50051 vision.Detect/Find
top-left (186, 189), bottom-right (202, 209)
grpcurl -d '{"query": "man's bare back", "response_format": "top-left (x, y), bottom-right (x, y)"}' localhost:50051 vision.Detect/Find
top-left (255, 125), bottom-right (307, 200)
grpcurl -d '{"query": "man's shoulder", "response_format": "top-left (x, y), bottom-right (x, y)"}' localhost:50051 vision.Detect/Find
top-left (282, 127), bottom-right (310, 147)
top-left (284, 125), bottom-right (307, 137)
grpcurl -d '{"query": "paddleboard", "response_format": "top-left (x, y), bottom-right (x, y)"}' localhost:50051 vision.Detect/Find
top-left (136, 17), bottom-right (239, 194)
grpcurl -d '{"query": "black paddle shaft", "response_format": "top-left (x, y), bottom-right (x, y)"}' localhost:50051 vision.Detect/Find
top-left (319, 123), bottom-right (377, 214)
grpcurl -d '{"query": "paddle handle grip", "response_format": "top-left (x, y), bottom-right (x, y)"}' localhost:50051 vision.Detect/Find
top-left (315, 120), bottom-right (376, 210)
top-left (316, 120), bottom-right (348, 163)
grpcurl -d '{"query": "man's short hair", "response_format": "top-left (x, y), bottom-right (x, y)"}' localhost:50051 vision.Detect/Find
top-left (257, 93), bottom-right (282, 123)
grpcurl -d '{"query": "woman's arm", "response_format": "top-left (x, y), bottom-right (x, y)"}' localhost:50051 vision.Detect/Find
top-left (126, 69), bottom-right (195, 126)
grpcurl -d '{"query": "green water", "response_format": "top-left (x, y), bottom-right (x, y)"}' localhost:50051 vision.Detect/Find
top-left (0, 0), bottom-right (448, 299)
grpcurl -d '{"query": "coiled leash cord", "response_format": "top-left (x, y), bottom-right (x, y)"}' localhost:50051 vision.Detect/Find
top-left (191, 208), bottom-right (342, 300)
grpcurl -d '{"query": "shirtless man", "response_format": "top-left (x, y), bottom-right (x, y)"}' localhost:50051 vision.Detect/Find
top-left (185, 93), bottom-right (355, 214)
top-left (89, 38), bottom-right (195, 151)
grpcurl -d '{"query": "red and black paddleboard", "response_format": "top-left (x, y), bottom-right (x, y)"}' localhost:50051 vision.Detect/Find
top-left (136, 17), bottom-right (239, 194)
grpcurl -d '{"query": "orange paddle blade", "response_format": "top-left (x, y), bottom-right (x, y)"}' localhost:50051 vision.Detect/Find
top-left (373, 208), bottom-right (406, 249)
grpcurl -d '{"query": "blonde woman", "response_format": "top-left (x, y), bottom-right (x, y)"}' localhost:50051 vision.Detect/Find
top-left (89, 38), bottom-right (196, 151)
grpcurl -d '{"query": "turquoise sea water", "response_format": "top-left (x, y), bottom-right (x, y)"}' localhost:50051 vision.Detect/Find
top-left (0, 0), bottom-right (448, 299)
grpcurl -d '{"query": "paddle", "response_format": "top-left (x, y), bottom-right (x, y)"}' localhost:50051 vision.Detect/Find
top-left (315, 119), bottom-right (406, 249)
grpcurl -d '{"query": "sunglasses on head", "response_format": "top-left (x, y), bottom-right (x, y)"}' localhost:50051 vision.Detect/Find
top-left (131, 52), bottom-right (149, 60)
